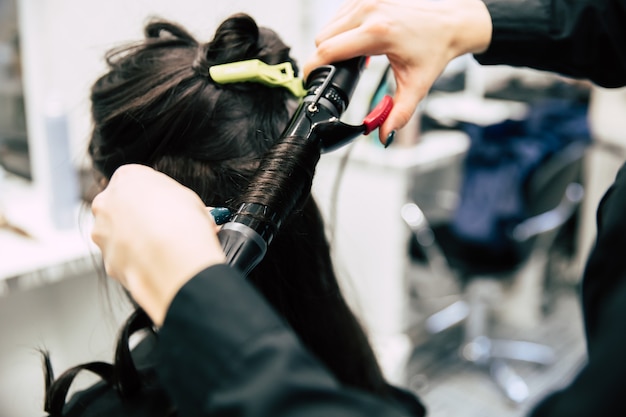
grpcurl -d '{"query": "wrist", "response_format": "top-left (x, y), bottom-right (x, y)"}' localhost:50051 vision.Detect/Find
top-left (451, 0), bottom-right (493, 56)
top-left (127, 248), bottom-right (226, 326)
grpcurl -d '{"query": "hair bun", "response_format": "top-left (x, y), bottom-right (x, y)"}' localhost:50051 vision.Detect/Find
top-left (196, 13), bottom-right (295, 76)
top-left (145, 20), bottom-right (196, 43)
top-left (205, 13), bottom-right (260, 63)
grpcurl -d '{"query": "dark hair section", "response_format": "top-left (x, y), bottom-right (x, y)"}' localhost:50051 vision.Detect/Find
top-left (43, 13), bottom-right (391, 416)
top-left (88, 14), bottom-right (297, 206)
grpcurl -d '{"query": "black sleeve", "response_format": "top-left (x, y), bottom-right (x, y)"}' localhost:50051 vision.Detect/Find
top-left (155, 264), bottom-right (411, 417)
top-left (529, 164), bottom-right (626, 416)
top-left (475, 0), bottom-right (626, 87)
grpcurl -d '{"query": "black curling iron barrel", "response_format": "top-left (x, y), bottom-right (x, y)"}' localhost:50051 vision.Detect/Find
top-left (218, 56), bottom-right (393, 276)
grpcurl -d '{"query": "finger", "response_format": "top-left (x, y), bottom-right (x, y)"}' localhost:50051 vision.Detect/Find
top-left (102, 257), bottom-right (122, 284)
top-left (379, 79), bottom-right (425, 143)
top-left (90, 213), bottom-right (109, 257)
top-left (89, 211), bottom-right (119, 283)
top-left (89, 191), bottom-right (106, 244)
top-left (314, 0), bottom-right (362, 46)
top-left (90, 193), bottom-right (102, 216)
top-left (304, 28), bottom-right (387, 78)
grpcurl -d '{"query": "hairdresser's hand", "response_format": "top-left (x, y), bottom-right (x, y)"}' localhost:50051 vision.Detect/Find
top-left (304, 0), bottom-right (492, 144)
top-left (91, 164), bottom-right (225, 326)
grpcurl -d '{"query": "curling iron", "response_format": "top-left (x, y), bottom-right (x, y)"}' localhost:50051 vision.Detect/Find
top-left (217, 56), bottom-right (393, 276)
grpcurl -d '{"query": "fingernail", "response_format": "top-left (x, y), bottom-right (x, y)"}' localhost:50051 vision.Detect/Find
top-left (384, 131), bottom-right (396, 149)
top-left (210, 207), bottom-right (232, 225)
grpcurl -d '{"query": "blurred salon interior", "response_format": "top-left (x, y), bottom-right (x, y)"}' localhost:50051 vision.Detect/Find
top-left (1, 1), bottom-right (626, 416)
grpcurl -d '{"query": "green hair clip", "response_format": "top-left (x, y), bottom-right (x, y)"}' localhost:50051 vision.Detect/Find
top-left (209, 59), bottom-right (307, 98)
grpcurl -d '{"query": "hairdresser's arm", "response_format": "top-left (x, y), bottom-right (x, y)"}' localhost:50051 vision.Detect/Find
top-left (305, 0), bottom-right (492, 142)
top-left (476, 0), bottom-right (626, 88)
top-left (305, 0), bottom-right (626, 142)
top-left (157, 264), bottom-right (410, 417)
top-left (91, 164), bottom-right (411, 416)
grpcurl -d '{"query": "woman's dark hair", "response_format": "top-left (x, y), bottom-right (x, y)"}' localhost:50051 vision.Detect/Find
top-left (43, 13), bottom-right (391, 416)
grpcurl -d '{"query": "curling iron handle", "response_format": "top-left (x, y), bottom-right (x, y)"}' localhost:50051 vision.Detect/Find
top-left (218, 223), bottom-right (267, 276)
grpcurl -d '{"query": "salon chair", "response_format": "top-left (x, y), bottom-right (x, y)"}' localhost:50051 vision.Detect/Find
top-left (401, 140), bottom-right (586, 404)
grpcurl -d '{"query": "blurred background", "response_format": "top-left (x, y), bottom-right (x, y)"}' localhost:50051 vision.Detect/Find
top-left (1, 1), bottom-right (626, 416)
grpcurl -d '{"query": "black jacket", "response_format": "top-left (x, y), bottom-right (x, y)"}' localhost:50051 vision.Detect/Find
top-left (476, 0), bottom-right (626, 88)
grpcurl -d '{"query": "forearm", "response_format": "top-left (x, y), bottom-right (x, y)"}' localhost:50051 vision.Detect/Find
top-left (156, 265), bottom-right (409, 417)
top-left (476, 0), bottom-right (626, 87)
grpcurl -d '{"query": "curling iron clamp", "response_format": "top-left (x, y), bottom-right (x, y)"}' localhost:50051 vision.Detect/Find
top-left (217, 56), bottom-right (393, 276)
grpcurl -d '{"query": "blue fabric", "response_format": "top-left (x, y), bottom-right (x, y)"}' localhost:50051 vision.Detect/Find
top-left (451, 99), bottom-right (591, 250)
